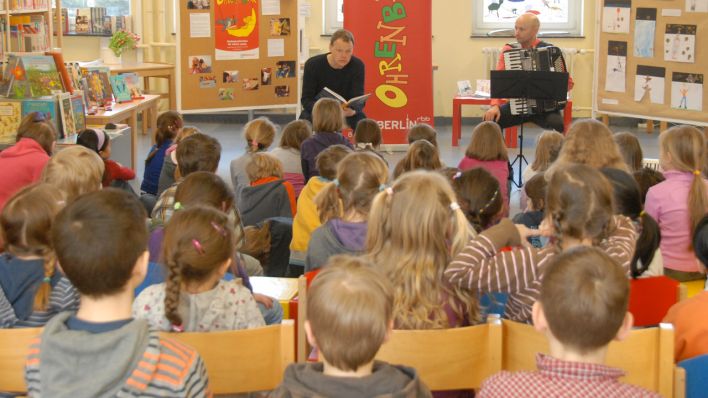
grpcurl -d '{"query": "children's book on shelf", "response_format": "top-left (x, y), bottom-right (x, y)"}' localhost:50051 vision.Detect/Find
top-left (2, 55), bottom-right (64, 99)
top-left (121, 72), bottom-right (144, 99)
top-left (81, 66), bottom-right (113, 108)
top-left (75, 8), bottom-right (91, 34)
top-left (109, 75), bottom-right (132, 103)
top-left (0, 56), bottom-right (21, 97)
top-left (0, 100), bottom-right (22, 142)
top-left (9, 14), bottom-right (49, 53)
top-left (318, 87), bottom-right (371, 108)
top-left (21, 96), bottom-right (60, 137)
top-left (58, 93), bottom-right (77, 138)
top-left (46, 51), bottom-right (74, 94)
top-left (70, 92), bottom-right (86, 133)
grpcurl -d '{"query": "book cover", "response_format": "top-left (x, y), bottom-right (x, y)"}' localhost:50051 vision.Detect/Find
top-left (75, 8), bottom-right (90, 34)
top-left (46, 51), bottom-right (73, 94)
top-left (21, 97), bottom-right (60, 136)
top-left (121, 72), bottom-right (144, 99)
top-left (0, 55), bottom-right (20, 97)
top-left (109, 75), bottom-right (131, 103)
top-left (70, 93), bottom-right (86, 133)
top-left (58, 93), bottom-right (76, 138)
top-left (19, 55), bottom-right (64, 98)
top-left (0, 101), bottom-right (22, 142)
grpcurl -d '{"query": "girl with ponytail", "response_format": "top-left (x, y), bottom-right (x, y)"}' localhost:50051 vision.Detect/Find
top-left (646, 125), bottom-right (708, 282)
top-left (0, 183), bottom-right (78, 327)
top-left (366, 170), bottom-right (477, 330)
top-left (133, 206), bottom-right (264, 331)
top-left (305, 152), bottom-right (389, 271)
top-left (446, 164), bottom-right (638, 324)
top-left (230, 117), bottom-right (277, 189)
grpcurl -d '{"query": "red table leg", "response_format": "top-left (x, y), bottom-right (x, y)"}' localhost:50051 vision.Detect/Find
top-left (452, 98), bottom-right (462, 147)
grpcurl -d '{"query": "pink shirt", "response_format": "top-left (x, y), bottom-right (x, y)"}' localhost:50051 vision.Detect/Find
top-left (645, 170), bottom-right (708, 272)
top-left (457, 157), bottom-right (509, 215)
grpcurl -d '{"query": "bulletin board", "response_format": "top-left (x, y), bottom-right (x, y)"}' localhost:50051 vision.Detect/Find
top-left (593, 0), bottom-right (708, 126)
top-left (176, 0), bottom-right (300, 113)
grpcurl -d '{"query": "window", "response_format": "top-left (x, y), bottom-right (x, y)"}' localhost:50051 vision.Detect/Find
top-left (472, 0), bottom-right (583, 37)
top-left (53, 0), bottom-right (130, 16)
top-left (322, 0), bottom-right (343, 35)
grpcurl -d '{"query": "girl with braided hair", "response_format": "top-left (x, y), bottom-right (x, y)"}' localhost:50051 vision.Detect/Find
top-left (133, 205), bottom-right (264, 332)
top-left (449, 167), bottom-right (503, 234)
top-left (0, 183), bottom-right (78, 327)
top-left (445, 164), bottom-right (638, 324)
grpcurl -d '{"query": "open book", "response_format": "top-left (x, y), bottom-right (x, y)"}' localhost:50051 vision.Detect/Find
top-left (319, 87), bottom-right (371, 108)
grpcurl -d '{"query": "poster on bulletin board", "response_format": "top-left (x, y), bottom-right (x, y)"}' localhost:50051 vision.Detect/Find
top-left (594, 0), bottom-right (707, 125)
top-left (177, 0), bottom-right (299, 113)
top-left (344, 0), bottom-right (434, 145)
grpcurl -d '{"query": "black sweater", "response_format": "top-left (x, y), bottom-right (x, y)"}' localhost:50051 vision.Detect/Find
top-left (300, 53), bottom-right (366, 115)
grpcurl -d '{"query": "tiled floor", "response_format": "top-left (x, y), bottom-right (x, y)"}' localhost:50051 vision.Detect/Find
top-left (132, 116), bottom-right (662, 217)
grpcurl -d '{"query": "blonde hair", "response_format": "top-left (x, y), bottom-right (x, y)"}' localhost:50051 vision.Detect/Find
top-left (465, 121), bottom-right (508, 161)
top-left (393, 139), bottom-right (442, 178)
top-left (313, 98), bottom-right (344, 133)
top-left (246, 152), bottom-right (283, 181)
top-left (366, 171), bottom-right (478, 329)
top-left (1, 183), bottom-right (64, 311)
top-left (315, 152), bottom-right (389, 223)
top-left (550, 119), bottom-right (628, 176)
top-left (530, 130), bottom-right (564, 172)
top-left (174, 126), bottom-right (201, 145)
top-left (41, 146), bottom-right (104, 203)
top-left (244, 117), bottom-right (277, 152)
top-left (308, 255), bottom-right (392, 372)
top-left (279, 119), bottom-right (312, 150)
top-left (660, 125), bottom-right (708, 241)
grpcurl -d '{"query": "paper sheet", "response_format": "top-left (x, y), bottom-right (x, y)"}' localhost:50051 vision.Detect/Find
top-left (633, 8), bottom-right (656, 58)
top-left (603, 0), bottom-right (631, 33)
top-left (634, 65), bottom-right (665, 104)
top-left (268, 39), bottom-right (285, 57)
top-left (189, 13), bottom-right (211, 38)
top-left (686, 0), bottom-right (708, 12)
top-left (261, 0), bottom-right (281, 15)
top-left (605, 41), bottom-right (627, 93)
top-left (671, 72), bottom-right (703, 111)
top-left (664, 24), bottom-right (696, 63)
top-left (661, 9), bottom-right (682, 17)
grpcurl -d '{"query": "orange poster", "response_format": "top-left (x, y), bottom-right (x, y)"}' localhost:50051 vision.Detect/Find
top-left (214, 0), bottom-right (259, 60)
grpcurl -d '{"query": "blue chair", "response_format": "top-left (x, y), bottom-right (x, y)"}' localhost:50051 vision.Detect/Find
top-left (480, 292), bottom-right (508, 319)
top-left (678, 354), bottom-right (708, 398)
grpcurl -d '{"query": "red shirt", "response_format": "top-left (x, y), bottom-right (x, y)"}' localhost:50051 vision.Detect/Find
top-left (103, 159), bottom-right (135, 187)
top-left (478, 353), bottom-right (660, 398)
top-left (0, 138), bottom-right (50, 212)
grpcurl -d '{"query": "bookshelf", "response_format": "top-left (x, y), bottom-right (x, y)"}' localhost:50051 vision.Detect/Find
top-left (0, 0), bottom-right (60, 60)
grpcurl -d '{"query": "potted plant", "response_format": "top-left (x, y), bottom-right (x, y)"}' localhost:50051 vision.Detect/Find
top-left (108, 30), bottom-right (140, 65)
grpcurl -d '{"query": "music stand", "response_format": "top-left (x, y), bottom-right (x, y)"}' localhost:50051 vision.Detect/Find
top-left (490, 70), bottom-right (568, 188)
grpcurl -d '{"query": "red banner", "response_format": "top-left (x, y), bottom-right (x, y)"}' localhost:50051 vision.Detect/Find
top-left (344, 0), bottom-right (433, 145)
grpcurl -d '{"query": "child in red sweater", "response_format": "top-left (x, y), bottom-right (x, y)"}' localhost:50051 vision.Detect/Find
top-left (77, 128), bottom-right (135, 188)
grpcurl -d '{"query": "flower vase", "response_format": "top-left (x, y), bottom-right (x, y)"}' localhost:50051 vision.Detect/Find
top-left (102, 47), bottom-right (121, 65)
top-left (121, 50), bottom-right (138, 67)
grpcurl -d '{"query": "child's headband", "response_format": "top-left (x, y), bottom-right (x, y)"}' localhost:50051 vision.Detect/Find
top-left (94, 129), bottom-right (107, 151)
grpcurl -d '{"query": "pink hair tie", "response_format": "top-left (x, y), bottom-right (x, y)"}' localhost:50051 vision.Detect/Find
top-left (211, 221), bottom-right (227, 236)
top-left (171, 324), bottom-right (184, 332)
top-left (192, 239), bottom-right (205, 255)
top-left (385, 187), bottom-right (394, 196)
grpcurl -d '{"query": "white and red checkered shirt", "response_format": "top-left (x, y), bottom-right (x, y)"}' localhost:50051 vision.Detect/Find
top-left (478, 354), bottom-right (661, 398)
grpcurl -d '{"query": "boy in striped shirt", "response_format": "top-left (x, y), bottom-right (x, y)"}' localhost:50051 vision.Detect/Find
top-left (25, 189), bottom-right (211, 398)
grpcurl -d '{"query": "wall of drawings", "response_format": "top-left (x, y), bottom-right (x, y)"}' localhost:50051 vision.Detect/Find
top-left (177, 0), bottom-right (299, 112)
top-left (594, 0), bottom-right (707, 125)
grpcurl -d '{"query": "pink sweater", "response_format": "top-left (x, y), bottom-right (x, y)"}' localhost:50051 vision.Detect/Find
top-left (645, 170), bottom-right (708, 272)
top-left (457, 157), bottom-right (509, 215)
top-left (0, 138), bottom-right (50, 212)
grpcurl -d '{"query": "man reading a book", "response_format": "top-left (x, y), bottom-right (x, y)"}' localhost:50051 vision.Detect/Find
top-left (483, 13), bottom-right (573, 133)
top-left (300, 29), bottom-right (366, 129)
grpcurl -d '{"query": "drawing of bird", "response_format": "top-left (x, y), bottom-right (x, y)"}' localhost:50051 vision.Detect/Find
top-left (488, 0), bottom-right (504, 18)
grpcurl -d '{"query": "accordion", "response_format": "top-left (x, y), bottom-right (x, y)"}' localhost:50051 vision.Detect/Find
top-left (502, 46), bottom-right (568, 115)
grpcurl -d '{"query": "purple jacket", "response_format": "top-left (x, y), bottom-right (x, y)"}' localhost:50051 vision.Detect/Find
top-left (300, 132), bottom-right (353, 180)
